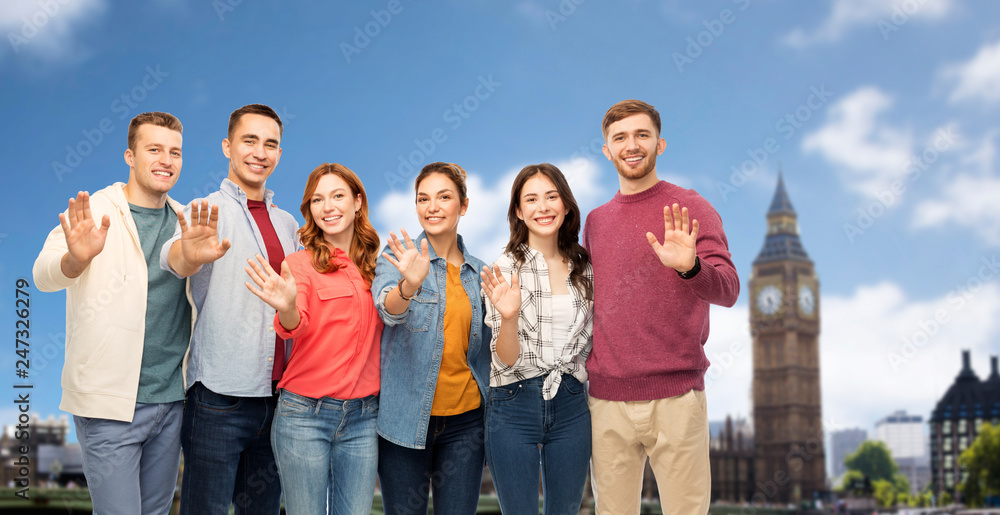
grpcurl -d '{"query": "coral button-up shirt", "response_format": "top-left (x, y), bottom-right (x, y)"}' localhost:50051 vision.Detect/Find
top-left (274, 249), bottom-right (382, 400)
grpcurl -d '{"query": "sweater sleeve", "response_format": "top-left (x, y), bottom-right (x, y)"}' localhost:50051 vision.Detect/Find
top-left (680, 198), bottom-right (740, 307)
top-left (33, 219), bottom-right (76, 293)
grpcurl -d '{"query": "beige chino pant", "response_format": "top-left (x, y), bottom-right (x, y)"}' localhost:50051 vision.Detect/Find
top-left (589, 389), bottom-right (711, 515)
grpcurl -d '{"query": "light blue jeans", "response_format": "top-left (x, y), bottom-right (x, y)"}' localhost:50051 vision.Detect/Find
top-left (74, 401), bottom-right (182, 515)
top-left (271, 389), bottom-right (379, 515)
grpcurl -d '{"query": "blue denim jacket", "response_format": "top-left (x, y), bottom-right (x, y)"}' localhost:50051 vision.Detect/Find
top-left (159, 179), bottom-right (300, 397)
top-left (373, 232), bottom-right (491, 449)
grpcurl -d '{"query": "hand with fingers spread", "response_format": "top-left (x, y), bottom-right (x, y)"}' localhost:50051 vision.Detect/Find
top-left (646, 203), bottom-right (699, 273)
top-left (177, 200), bottom-right (232, 270)
top-left (382, 229), bottom-right (431, 297)
top-left (59, 191), bottom-right (112, 278)
top-left (244, 254), bottom-right (300, 330)
top-left (480, 265), bottom-right (521, 321)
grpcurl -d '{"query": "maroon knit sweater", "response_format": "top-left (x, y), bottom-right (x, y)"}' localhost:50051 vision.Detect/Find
top-left (582, 180), bottom-right (740, 401)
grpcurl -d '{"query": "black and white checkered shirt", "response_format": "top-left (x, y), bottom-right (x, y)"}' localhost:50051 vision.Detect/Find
top-left (483, 245), bottom-right (594, 400)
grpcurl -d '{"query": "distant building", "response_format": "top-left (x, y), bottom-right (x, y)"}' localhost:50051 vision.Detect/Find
top-left (710, 415), bottom-right (755, 503)
top-left (829, 428), bottom-right (867, 478)
top-left (875, 410), bottom-right (929, 494)
top-left (929, 351), bottom-right (1000, 501)
top-left (0, 414), bottom-right (81, 487)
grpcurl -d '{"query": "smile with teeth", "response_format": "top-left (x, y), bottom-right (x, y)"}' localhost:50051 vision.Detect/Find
top-left (247, 163), bottom-right (266, 171)
top-left (624, 155), bottom-right (643, 164)
top-left (426, 216), bottom-right (445, 223)
top-left (322, 215), bottom-right (343, 223)
top-left (152, 170), bottom-right (172, 177)
top-left (534, 216), bottom-right (555, 225)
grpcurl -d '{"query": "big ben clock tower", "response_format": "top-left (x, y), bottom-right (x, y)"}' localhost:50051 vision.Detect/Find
top-left (750, 174), bottom-right (826, 503)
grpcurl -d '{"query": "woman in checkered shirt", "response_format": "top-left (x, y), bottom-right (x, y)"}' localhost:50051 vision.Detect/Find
top-left (481, 163), bottom-right (594, 515)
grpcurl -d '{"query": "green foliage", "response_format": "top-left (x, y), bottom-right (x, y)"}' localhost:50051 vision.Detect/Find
top-left (844, 441), bottom-right (899, 481)
top-left (959, 422), bottom-right (1000, 507)
top-left (941, 490), bottom-right (953, 506)
top-left (838, 470), bottom-right (864, 491)
top-left (873, 479), bottom-right (896, 508)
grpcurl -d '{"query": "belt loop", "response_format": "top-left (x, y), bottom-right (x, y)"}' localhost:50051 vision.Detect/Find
top-left (314, 397), bottom-right (323, 415)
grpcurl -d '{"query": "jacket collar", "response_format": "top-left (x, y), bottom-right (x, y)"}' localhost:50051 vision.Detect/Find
top-left (220, 178), bottom-right (275, 207)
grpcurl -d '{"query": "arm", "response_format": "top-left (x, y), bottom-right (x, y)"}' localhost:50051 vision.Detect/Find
top-left (34, 192), bottom-right (111, 291)
top-left (166, 200), bottom-right (232, 277)
top-left (481, 261), bottom-right (522, 368)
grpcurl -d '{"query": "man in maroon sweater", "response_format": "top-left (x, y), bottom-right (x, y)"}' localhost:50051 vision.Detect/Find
top-left (582, 99), bottom-right (740, 514)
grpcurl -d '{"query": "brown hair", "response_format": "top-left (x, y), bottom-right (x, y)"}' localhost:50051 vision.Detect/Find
top-left (414, 162), bottom-right (468, 205)
top-left (228, 104), bottom-right (283, 140)
top-left (506, 163), bottom-right (592, 300)
top-left (601, 99), bottom-right (661, 139)
top-left (127, 112), bottom-right (182, 151)
top-left (297, 163), bottom-right (380, 285)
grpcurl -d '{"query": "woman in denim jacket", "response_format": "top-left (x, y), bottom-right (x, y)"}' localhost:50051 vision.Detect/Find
top-left (373, 162), bottom-right (491, 515)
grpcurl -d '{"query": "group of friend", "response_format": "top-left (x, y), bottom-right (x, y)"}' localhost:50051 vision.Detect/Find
top-left (33, 100), bottom-right (740, 515)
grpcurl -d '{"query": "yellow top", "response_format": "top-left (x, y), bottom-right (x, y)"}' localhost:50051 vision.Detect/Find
top-left (431, 263), bottom-right (481, 416)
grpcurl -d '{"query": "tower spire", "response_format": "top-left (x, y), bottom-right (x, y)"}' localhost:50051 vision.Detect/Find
top-left (754, 173), bottom-right (811, 265)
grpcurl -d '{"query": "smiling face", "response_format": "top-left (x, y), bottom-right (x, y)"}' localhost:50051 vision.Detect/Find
top-left (222, 113), bottom-right (282, 200)
top-left (602, 113), bottom-right (666, 186)
top-left (416, 172), bottom-right (468, 238)
top-left (123, 123), bottom-right (183, 206)
top-left (309, 173), bottom-right (361, 248)
top-left (516, 173), bottom-right (569, 245)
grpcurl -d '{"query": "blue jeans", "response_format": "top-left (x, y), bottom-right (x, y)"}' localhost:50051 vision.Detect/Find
top-left (485, 375), bottom-right (591, 515)
top-left (271, 390), bottom-right (379, 515)
top-left (377, 404), bottom-right (485, 515)
top-left (179, 382), bottom-right (282, 515)
top-left (74, 401), bottom-right (182, 515)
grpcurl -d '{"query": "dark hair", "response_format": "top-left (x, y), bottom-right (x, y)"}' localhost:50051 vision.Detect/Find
top-left (127, 112), bottom-right (182, 151)
top-left (602, 99), bottom-right (661, 138)
top-left (228, 104), bottom-right (283, 140)
top-left (506, 163), bottom-right (592, 300)
top-left (414, 162), bottom-right (468, 205)
top-left (297, 163), bottom-right (380, 285)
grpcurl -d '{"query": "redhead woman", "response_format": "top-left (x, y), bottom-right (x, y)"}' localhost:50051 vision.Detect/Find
top-left (244, 163), bottom-right (382, 515)
top-left (373, 162), bottom-right (491, 515)
top-left (480, 163), bottom-right (593, 515)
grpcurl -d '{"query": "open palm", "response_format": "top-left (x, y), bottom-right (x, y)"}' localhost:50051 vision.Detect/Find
top-left (646, 203), bottom-right (699, 272)
top-left (178, 200), bottom-right (231, 267)
top-left (382, 229), bottom-right (430, 290)
top-left (59, 191), bottom-right (110, 266)
top-left (245, 255), bottom-right (297, 314)
top-left (481, 265), bottom-right (521, 320)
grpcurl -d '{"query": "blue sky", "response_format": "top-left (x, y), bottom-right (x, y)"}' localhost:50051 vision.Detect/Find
top-left (2, 0), bottom-right (999, 467)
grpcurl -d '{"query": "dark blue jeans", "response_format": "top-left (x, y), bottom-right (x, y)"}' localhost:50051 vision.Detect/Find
top-left (179, 382), bottom-right (282, 515)
top-left (377, 404), bottom-right (485, 515)
top-left (485, 375), bottom-right (591, 515)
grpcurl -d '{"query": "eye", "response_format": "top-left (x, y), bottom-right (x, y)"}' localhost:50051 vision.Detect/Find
top-left (417, 197), bottom-right (428, 203)
top-left (171, 151), bottom-right (181, 157)
top-left (149, 148), bottom-right (159, 153)
top-left (266, 143), bottom-right (277, 149)
top-left (311, 198), bottom-right (322, 203)
top-left (334, 194), bottom-right (344, 199)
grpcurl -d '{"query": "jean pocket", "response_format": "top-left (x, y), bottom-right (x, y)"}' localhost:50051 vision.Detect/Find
top-left (278, 393), bottom-right (314, 416)
top-left (489, 384), bottom-right (521, 402)
top-left (194, 384), bottom-right (242, 411)
top-left (403, 291), bottom-right (438, 333)
top-left (562, 376), bottom-right (585, 395)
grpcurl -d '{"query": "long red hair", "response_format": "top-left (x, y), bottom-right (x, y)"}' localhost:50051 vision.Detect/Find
top-left (297, 163), bottom-right (380, 285)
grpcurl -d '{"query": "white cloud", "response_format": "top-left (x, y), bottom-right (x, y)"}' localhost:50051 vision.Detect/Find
top-left (373, 157), bottom-right (609, 262)
top-left (941, 40), bottom-right (1000, 105)
top-left (706, 279), bottom-right (1000, 433)
top-left (782, 0), bottom-right (952, 47)
top-left (0, 0), bottom-right (107, 62)
top-left (802, 87), bottom-right (913, 194)
top-left (913, 173), bottom-right (1000, 245)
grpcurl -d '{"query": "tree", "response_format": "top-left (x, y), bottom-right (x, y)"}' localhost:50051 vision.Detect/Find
top-left (845, 441), bottom-right (899, 481)
top-left (959, 422), bottom-right (1000, 507)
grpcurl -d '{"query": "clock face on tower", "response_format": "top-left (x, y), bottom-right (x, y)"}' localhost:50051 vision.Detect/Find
top-left (798, 284), bottom-right (815, 315)
top-left (757, 285), bottom-right (782, 315)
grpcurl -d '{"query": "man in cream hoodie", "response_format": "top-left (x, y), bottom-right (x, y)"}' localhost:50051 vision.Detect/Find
top-left (34, 111), bottom-right (191, 514)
